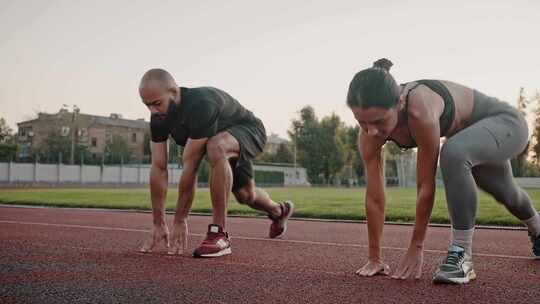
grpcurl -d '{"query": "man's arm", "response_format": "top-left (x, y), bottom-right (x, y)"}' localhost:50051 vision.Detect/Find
top-left (139, 140), bottom-right (170, 253)
top-left (149, 141), bottom-right (169, 226)
top-left (166, 137), bottom-right (208, 255)
top-left (173, 137), bottom-right (208, 224)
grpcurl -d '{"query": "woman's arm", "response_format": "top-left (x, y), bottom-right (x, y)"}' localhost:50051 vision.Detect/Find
top-left (391, 86), bottom-right (443, 279)
top-left (408, 88), bottom-right (442, 246)
top-left (358, 130), bottom-right (387, 263)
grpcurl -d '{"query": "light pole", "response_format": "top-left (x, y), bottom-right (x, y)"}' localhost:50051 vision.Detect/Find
top-left (293, 128), bottom-right (298, 168)
top-left (293, 141), bottom-right (297, 168)
top-left (63, 104), bottom-right (80, 165)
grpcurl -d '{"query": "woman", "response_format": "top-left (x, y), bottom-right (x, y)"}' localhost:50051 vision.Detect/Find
top-left (347, 58), bottom-right (540, 284)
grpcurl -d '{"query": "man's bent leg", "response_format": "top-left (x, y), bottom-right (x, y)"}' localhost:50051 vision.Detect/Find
top-left (193, 132), bottom-right (239, 258)
top-left (206, 132), bottom-right (241, 229)
top-left (233, 179), bottom-right (281, 217)
top-left (233, 176), bottom-right (294, 239)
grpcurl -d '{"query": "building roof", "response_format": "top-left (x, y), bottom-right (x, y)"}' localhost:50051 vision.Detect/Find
top-left (90, 115), bottom-right (148, 129)
top-left (267, 133), bottom-right (289, 145)
top-left (17, 110), bottom-right (148, 130)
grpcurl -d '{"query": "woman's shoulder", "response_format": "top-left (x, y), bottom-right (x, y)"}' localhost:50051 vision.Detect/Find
top-left (403, 81), bottom-right (446, 122)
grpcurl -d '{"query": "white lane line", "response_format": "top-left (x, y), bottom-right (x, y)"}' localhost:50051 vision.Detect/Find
top-left (0, 220), bottom-right (534, 260)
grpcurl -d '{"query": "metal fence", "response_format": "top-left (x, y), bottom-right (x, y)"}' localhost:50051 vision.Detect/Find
top-left (0, 162), bottom-right (310, 187)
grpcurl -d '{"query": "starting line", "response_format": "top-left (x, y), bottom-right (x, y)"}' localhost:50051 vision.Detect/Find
top-left (0, 220), bottom-right (533, 260)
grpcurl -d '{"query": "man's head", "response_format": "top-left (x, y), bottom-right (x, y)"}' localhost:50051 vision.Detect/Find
top-left (139, 68), bottom-right (179, 115)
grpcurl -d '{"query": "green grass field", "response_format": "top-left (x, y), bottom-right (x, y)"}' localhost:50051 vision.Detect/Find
top-left (1, 187), bottom-right (539, 226)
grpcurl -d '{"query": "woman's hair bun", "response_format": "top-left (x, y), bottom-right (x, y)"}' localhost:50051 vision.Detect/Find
top-left (373, 58), bottom-right (393, 72)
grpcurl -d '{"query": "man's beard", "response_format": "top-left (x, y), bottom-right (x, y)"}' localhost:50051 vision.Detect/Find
top-left (151, 98), bottom-right (176, 121)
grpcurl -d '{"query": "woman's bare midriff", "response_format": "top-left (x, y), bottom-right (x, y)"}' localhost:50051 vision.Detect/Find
top-left (440, 80), bottom-right (475, 138)
top-left (389, 80), bottom-right (477, 147)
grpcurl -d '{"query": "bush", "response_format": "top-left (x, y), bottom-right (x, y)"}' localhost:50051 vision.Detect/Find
top-left (0, 143), bottom-right (18, 161)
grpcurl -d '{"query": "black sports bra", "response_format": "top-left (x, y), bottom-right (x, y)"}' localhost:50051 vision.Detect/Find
top-left (387, 79), bottom-right (456, 149)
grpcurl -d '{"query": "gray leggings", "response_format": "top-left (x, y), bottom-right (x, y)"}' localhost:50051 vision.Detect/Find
top-left (440, 111), bottom-right (536, 230)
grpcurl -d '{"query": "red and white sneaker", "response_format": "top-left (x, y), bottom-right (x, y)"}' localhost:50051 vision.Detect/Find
top-left (269, 201), bottom-right (294, 239)
top-left (193, 224), bottom-right (232, 258)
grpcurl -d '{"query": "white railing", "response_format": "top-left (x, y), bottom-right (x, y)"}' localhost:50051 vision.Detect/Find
top-left (0, 162), bottom-right (310, 186)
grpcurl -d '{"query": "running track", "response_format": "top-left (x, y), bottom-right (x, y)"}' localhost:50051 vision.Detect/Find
top-left (1, 205), bottom-right (539, 304)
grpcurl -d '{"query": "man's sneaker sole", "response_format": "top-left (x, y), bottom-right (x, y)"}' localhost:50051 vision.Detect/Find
top-left (433, 269), bottom-right (477, 284)
top-left (193, 246), bottom-right (232, 258)
top-left (273, 201), bottom-right (294, 239)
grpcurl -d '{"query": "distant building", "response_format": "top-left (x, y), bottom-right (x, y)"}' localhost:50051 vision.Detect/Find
top-left (17, 108), bottom-right (149, 161)
top-left (264, 133), bottom-right (290, 154)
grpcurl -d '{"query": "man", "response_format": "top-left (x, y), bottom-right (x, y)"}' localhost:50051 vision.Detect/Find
top-left (138, 69), bottom-right (294, 258)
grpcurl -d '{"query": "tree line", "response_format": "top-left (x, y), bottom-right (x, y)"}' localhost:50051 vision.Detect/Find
top-left (260, 87), bottom-right (540, 184)
top-left (2, 87), bottom-right (540, 181)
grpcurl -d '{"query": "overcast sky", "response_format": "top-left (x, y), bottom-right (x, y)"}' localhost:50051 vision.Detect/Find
top-left (1, 0), bottom-right (539, 138)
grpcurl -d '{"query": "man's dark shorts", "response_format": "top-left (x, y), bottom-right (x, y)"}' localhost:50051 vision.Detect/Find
top-left (225, 118), bottom-right (266, 191)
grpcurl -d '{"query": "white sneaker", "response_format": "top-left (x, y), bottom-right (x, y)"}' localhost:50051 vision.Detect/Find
top-left (433, 244), bottom-right (476, 284)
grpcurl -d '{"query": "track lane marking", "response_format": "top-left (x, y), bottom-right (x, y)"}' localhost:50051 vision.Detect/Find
top-left (0, 220), bottom-right (534, 260)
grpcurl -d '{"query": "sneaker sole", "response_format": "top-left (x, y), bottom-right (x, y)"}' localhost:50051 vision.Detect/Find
top-left (433, 269), bottom-right (477, 284)
top-left (193, 247), bottom-right (232, 258)
top-left (272, 201), bottom-right (295, 239)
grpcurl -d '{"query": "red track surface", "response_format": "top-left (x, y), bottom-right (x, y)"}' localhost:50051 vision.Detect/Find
top-left (1, 205), bottom-right (539, 304)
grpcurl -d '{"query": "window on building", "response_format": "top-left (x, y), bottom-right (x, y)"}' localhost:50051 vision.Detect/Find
top-left (132, 133), bottom-right (137, 143)
top-left (18, 128), bottom-right (34, 139)
top-left (78, 128), bottom-right (88, 137)
top-left (91, 137), bottom-right (97, 147)
top-left (105, 131), bottom-right (112, 143)
top-left (19, 143), bottom-right (31, 158)
top-left (61, 126), bottom-right (70, 137)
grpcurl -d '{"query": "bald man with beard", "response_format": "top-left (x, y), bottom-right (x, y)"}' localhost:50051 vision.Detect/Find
top-left (138, 69), bottom-right (294, 258)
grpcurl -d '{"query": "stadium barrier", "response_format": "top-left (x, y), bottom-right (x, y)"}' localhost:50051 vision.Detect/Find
top-left (0, 162), bottom-right (310, 187)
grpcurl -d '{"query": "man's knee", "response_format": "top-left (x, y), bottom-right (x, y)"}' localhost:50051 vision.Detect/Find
top-left (206, 135), bottom-right (228, 165)
top-left (234, 187), bottom-right (255, 206)
top-left (206, 133), bottom-right (238, 166)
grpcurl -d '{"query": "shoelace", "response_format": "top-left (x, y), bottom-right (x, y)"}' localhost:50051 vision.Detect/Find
top-left (203, 232), bottom-right (222, 243)
top-left (444, 251), bottom-right (463, 266)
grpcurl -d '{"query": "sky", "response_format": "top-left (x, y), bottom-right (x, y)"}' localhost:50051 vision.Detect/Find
top-left (1, 0), bottom-right (539, 138)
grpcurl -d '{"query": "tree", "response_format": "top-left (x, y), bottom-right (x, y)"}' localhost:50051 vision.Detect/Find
top-left (289, 106), bottom-right (325, 183)
top-left (40, 132), bottom-right (71, 162)
top-left (168, 139), bottom-right (183, 165)
top-left (319, 113), bottom-right (346, 183)
top-left (0, 118), bottom-right (13, 143)
top-left (512, 87), bottom-right (531, 176)
top-left (273, 143), bottom-right (294, 163)
top-left (340, 125), bottom-right (363, 183)
top-left (531, 91), bottom-right (540, 164)
top-left (143, 132), bottom-right (151, 163)
top-left (35, 132), bottom-right (90, 163)
top-left (0, 143), bottom-right (17, 161)
top-left (517, 87), bottom-right (529, 117)
top-left (106, 134), bottom-right (132, 164)
top-left (288, 107), bottom-right (347, 184)
top-left (258, 143), bottom-right (294, 163)
top-left (0, 117), bottom-right (17, 161)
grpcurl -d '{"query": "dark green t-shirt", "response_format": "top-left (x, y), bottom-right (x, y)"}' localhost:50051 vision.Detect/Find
top-left (150, 87), bottom-right (257, 145)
